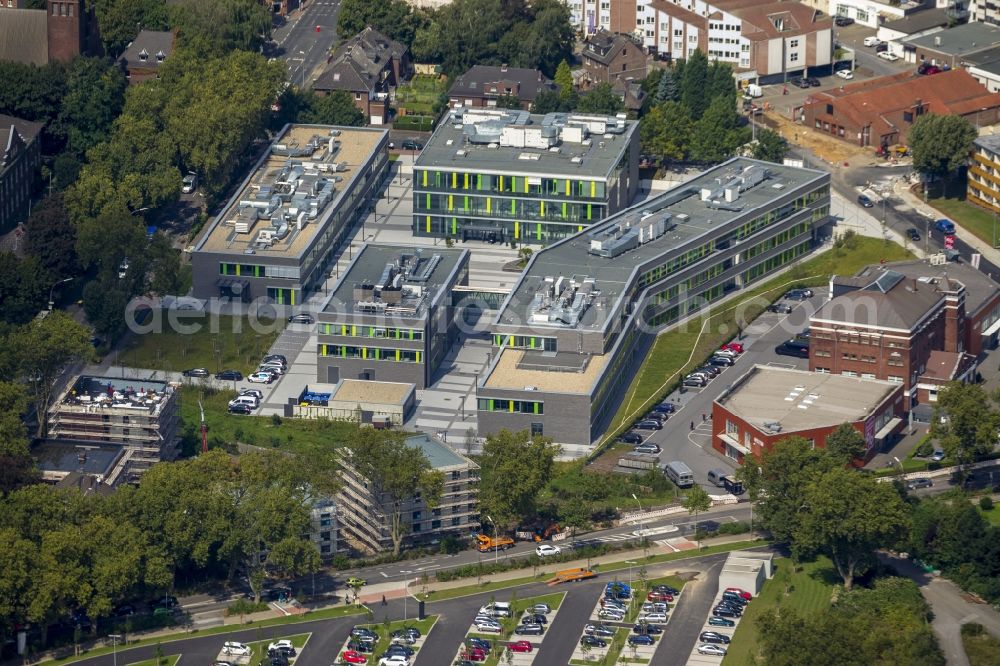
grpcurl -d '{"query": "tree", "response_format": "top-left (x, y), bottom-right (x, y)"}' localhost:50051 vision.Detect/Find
top-left (909, 113), bottom-right (977, 180)
top-left (0, 254), bottom-right (47, 325)
top-left (494, 94), bottom-right (522, 109)
top-left (795, 467), bottom-right (910, 590)
top-left (13, 311), bottom-right (93, 437)
top-left (640, 101), bottom-right (691, 161)
top-left (656, 67), bottom-right (679, 103)
top-left (680, 50), bottom-right (709, 119)
top-left (738, 436), bottom-right (834, 544)
top-left (58, 57), bottom-right (128, 156)
top-left (554, 59), bottom-right (574, 102)
top-left (750, 128), bottom-right (789, 164)
top-left (337, 0), bottom-right (421, 49)
top-left (932, 382), bottom-right (1000, 465)
top-left (824, 423), bottom-right (867, 466)
top-left (24, 195), bottom-right (78, 281)
top-left (577, 82), bottom-right (623, 115)
top-left (682, 485), bottom-right (712, 547)
top-left (0, 382), bottom-right (38, 494)
top-left (0, 60), bottom-right (68, 151)
top-left (530, 89), bottom-right (566, 114)
top-left (478, 429), bottom-right (559, 531)
top-left (350, 430), bottom-right (445, 556)
top-left (689, 96), bottom-right (746, 164)
top-left (299, 91), bottom-right (365, 126)
top-left (91, 0), bottom-right (169, 56)
top-left (170, 0), bottom-right (272, 56)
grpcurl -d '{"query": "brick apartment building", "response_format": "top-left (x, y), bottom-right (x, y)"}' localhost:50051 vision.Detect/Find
top-left (801, 69), bottom-right (1000, 150)
top-left (119, 30), bottom-right (175, 85)
top-left (0, 0), bottom-right (91, 65)
top-left (581, 30), bottom-right (648, 85)
top-left (0, 114), bottom-right (42, 235)
top-left (713, 365), bottom-right (904, 463)
top-left (808, 260), bottom-right (1000, 410)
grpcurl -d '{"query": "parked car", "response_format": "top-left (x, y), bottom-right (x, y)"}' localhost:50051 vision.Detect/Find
top-left (634, 443), bottom-right (661, 455)
top-left (376, 656), bottom-right (409, 666)
top-left (708, 355), bottom-right (734, 367)
top-left (935, 219), bottom-right (956, 234)
top-left (340, 651), bottom-right (367, 664)
top-left (804, 76), bottom-right (821, 87)
top-left (857, 194), bottom-right (875, 208)
top-left (863, 36), bottom-right (881, 47)
top-left (721, 342), bottom-right (744, 354)
top-left (351, 627), bottom-right (378, 639)
top-left (530, 603), bottom-right (552, 615)
top-left (392, 627), bottom-right (422, 639)
top-left (835, 68), bottom-right (854, 80)
top-left (724, 588), bottom-right (752, 600)
top-left (620, 431), bottom-right (644, 444)
top-left (695, 365), bottom-right (721, 377)
top-left (639, 612), bottom-right (668, 623)
top-left (775, 342), bottom-right (809, 358)
top-left (215, 370), bottom-right (243, 381)
top-left (181, 173), bottom-right (197, 193)
top-left (228, 403), bottom-right (253, 415)
top-left (535, 544), bottom-right (561, 557)
top-left (287, 313), bottom-right (314, 324)
top-left (767, 303), bottom-right (793, 314)
top-left (267, 640), bottom-right (295, 654)
top-left (785, 288), bottom-right (814, 300)
top-left (834, 16), bottom-right (854, 25)
top-left (683, 376), bottom-right (706, 387)
top-left (931, 449), bottom-right (946, 462)
top-left (708, 616), bottom-right (736, 627)
top-left (262, 354), bottom-right (287, 365)
top-left (633, 623), bottom-right (664, 634)
top-left (585, 624), bottom-right (616, 638)
top-left (222, 643), bottom-right (251, 656)
top-left (652, 584), bottom-right (680, 595)
top-left (466, 638), bottom-right (491, 651)
top-left (597, 608), bottom-right (625, 621)
top-left (875, 43), bottom-right (889, 53)
top-left (383, 645), bottom-right (413, 658)
top-left (652, 402), bottom-right (675, 414)
top-left (239, 388), bottom-right (263, 400)
top-left (790, 77), bottom-right (811, 88)
top-left (907, 478), bottom-right (933, 490)
top-left (182, 368), bottom-right (210, 378)
top-left (644, 411), bottom-right (667, 422)
top-left (634, 419), bottom-right (663, 430)
top-left (508, 640), bottom-right (533, 653)
top-left (713, 606), bottom-right (741, 618)
top-left (647, 590), bottom-right (674, 602)
top-left (877, 51), bottom-right (900, 61)
top-left (700, 631), bottom-right (732, 644)
top-left (248, 371), bottom-right (275, 384)
top-left (259, 362), bottom-right (286, 375)
top-left (474, 620), bottom-right (501, 632)
top-left (697, 644), bottom-right (727, 656)
top-left (641, 602), bottom-right (669, 613)
top-left (918, 63), bottom-right (942, 75)
top-left (907, 228), bottom-right (921, 241)
top-left (514, 623), bottom-right (544, 636)
top-left (401, 140), bottom-right (423, 151)
top-left (347, 641), bottom-right (373, 653)
top-left (628, 634), bottom-right (655, 646)
top-left (581, 636), bottom-right (607, 648)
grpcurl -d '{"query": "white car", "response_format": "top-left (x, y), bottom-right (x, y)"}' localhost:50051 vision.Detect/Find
top-left (378, 656), bottom-right (409, 666)
top-left (535, 544), bottom-right (561, 557)
top-left (697, 644), bottom-right (728, 656)
top-left (222, 643), bottom-right (251, 656)
top-left (877, 51), bottom-right (899, 61)
top-left (598, 609), bottom-right (625, 620)
top-left (259, 363), bottom-right (285, 375)
top-left (835, 69), bottom-right (854, 80)
top-left (182, 173), bottom-right (197, 193)
top-left (474, 621), bottom-right (502, 633)
top-left (267, 640), bottom-right (293, 652)
top-left (247, 371), bottom-right (275, 384)
top-left (863, 36), bottom-right (881, 47)
top-left (640, 612), bottom-right (668, 623)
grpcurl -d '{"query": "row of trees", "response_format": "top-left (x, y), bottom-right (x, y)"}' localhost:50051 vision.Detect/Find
top-left (338, 0), bottom-right (575, 78)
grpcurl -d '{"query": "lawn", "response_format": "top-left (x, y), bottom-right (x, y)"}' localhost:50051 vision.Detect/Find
top-left (125, 655), bottom-right (180, 666)
top-left (722, 557), bottom-right (839, 665)
top-left (926, 179), bottom-right (999, 248)
top-left (981, 505), bottom-right (1000, 527)
top-left (962, 627), bottom-right (1000, 666)
top-left (395, 74), bottom-right (446, 116)
top-left (178, 385), bottom-right (358, 457)
top-left (601, 236), bottom-right (913, 451)
top-left (121, 314), bottom-right (284, 376)
top-left (242, 632), bottom-right (310, 666)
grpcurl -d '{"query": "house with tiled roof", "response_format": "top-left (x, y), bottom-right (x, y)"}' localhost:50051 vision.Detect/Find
top-left (447, 65), bottom-right (556, 111)
top-left (119, 30), bottom-right (175, 85)
top-left (801, 69), bottom-right (1000, 150)
top-left (312, 26), bottom-right (412, 125)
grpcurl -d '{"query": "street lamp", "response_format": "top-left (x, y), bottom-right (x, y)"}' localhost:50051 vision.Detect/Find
top-left (893, 456), bottom-right (905, 476)
top-left (631, 493), bottom-right (644, 546)
top-left (48, 277), bottom-right (74, 310)
top-left (485, 514), bottom-right (498, 566)
top-left (625, 560), bottom-right (637, 592)
top-left (109, 634), bottom-right (122, 666)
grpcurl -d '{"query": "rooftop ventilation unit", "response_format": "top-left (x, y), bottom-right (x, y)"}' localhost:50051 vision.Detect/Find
top-left (526, 275), bottom-right (598, 327)
top-left (587, 210), bottom-right (674, 258)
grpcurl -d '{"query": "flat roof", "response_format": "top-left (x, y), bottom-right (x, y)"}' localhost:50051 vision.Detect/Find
top-left (881, 8), bottom-right (948, 35)
top-left (483, 348), bottom-right (609, 393)
top-left (498, 158), bottom-right (827, 333)
top-left (716, 365), bottom-right (899, 433)
top-left (59, 375), bottom-right (174, 414)
top-left (405, 434), bottom-right (477, 470)
top-left (34, 441), bottom-right (124, 475)
top-left (415, 109), bottom-right (637, 180)
top-left (975, 133), bottom-right (1000, 154)
top-left (903, 22), bottom-right (1000, 57)
top-left (332, 379), bottom-right (413, 406)
top-left (195, 124), bottom-right (386, 257)
top-left (321, 243), bottom-right (467, 319)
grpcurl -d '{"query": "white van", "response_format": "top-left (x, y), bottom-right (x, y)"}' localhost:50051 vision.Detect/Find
top-left (229, 395), bottom-right (259, 409)
top-left (478, 601), bottom-right (512, 618)
top-left (707, 468), bottom-right (728, 487)
top-left (663, 460), bottom-right (695, 488)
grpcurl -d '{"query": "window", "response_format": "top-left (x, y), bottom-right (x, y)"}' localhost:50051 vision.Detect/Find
top-left (452, 517), bottom-right (461, 526)
top-left (451, 470), bottom-right (461, 480)
top-left (903, 111), bottom-right (913, 122)
top-left (412, 511), bottom-right (421, 520)
top-left (790, 52), bottom-right (799, 63)
top-left (790, 39), bottom-right (799, 48)
top-left (531, 422), bottom-right (543, 436)
top-left (888, 375), bottom-right (903, 383)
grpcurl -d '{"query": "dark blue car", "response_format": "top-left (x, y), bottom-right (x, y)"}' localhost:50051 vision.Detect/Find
top-left (628, 634), bottom-right (655, 646)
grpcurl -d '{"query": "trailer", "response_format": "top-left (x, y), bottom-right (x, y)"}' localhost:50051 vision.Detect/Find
top-left (546, 567), bottom-right (597, 586)
top-left (617, 453), bottom-right (660, 471)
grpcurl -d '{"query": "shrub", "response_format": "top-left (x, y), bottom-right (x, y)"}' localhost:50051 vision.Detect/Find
top-left (928, 461), bottom-right (941, 471)
top-left (915, 438), bottom-right (934, 458)
top-left (980, 497), bottom-right (994, 511)
top-left (961, 622), bottom-right (984, 637)
top-left (271, 414), bottom-right (282, 426)
top-left (226, 599), bottom-right (269, 616)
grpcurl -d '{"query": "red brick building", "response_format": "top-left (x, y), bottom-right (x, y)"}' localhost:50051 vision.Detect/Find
top-left (801, 69), bottom-right (1000, 150)
top-left (447, 65), bottom-right (556, 111)
top-left (808, 261), bottom-right (999, 411)
top-left (581, 31), bottom-right (648, 86)
top-left (0, 0), bottom-right (90, 65)
top-left (119, 30), bottom-right (175, 85)
top-left (712, 365), bottom-right (904, 464)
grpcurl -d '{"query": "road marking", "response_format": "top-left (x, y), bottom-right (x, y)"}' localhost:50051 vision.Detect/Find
top-left (379, 571), bottom-right (388, 578)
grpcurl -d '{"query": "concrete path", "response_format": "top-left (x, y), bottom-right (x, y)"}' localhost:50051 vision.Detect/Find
top-left (879, 553), bottom-right (1000, 666)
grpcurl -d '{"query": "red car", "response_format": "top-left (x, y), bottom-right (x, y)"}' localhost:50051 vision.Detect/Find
top-left (467, 647), bottom-right (487, 662)
top-left (508, 640), bottom-right (533, 653)
top-left (725, 587), bottom-right (752, 600)
top-left (721, 342), bottom-right (744, 354)
top-left (340, 651), bottom-right (367, 664)
top-left (647, 591), bottom-right (674, 602)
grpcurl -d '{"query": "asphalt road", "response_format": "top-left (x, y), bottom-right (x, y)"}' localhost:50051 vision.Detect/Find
top-left (272, 0), bottom-right (342, 87)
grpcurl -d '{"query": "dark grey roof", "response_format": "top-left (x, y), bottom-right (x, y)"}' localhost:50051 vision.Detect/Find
top-left (34, 441), bottom-right (124, 476)
top-left (903, 22), bottom-right (1000, 57)
top-left (313, 26), bottom-right (406, 93)
top-left (1, 114), bottom-right (43, 173)
top-left (815, 267), bottom-right (949, 330)
top-left (583, 31), bottom-right (641, 66)
top-left (855, 259), bottom-right (1000, 318)
top-left (56, 471), bottom-right (116, 496)
top-left (0, 8), bottom-right (47, 65)
top-left (612, 78), bottom-right (646, 111)
top-left (881, 9), bottom-right (949, 36)
top-left (449, 65), bottom-right (555, 102)
top-left (121, 30), bottom-right (175, 70)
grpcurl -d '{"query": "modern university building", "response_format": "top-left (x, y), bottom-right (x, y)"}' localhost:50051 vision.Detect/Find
top-left (476, 157), bottom-right (831, 448)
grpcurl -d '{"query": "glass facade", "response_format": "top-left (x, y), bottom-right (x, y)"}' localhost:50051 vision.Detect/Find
top-left (320, 324), bottom-right (424, 340)
top-left (413, 169), bottom-right (612, 244)
top-left (319, 345), bottom-right (422, 362)
top-left (477, 398), bottom-right (544, 414)
top-left (492, 334), bottom-right (557, 351)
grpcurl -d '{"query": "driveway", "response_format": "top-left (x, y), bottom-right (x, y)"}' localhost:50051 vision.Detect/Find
top-left (879, 553), bottom-right (1000, 666)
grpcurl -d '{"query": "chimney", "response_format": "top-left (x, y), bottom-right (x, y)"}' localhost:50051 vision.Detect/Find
top-left (934, 35), bottom-right (941, 46)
